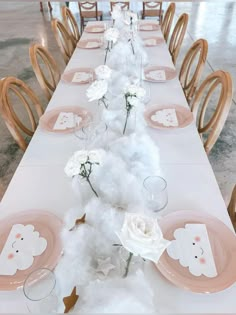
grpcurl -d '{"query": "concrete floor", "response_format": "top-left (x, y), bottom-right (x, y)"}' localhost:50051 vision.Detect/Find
top-left (0, 2), bottom-right (235, 204)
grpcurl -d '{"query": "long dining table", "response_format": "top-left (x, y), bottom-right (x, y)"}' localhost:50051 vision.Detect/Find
top-left (0, 20), bottom-right (235, 313)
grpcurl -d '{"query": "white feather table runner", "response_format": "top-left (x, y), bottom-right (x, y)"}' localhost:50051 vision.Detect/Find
top-left (55, 19), bottom-right (163, 313)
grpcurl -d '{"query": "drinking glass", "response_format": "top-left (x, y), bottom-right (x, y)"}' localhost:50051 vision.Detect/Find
top-left (23, 268), bottom-right (58, 313)
top-left (82, 121), bottom-right (108, 149)
top-left (143, 176), bottom-right (168, 212)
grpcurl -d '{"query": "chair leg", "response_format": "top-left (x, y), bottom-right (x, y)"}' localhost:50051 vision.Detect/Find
top-left (48, 2), bottom-right (52, 11)
top-left (40, 2), bottom-right (43, 12)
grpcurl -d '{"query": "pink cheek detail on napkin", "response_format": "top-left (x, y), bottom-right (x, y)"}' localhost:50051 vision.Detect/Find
top-left (0, 224), bottom-right (47, 276)
top-left (167, 224), bottom-right (218, 278)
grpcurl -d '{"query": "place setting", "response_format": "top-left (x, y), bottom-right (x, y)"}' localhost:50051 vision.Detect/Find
top-left (61, 68), bottom-right (95, 85)
top-left (39, 106), bottom-right (93, 134)
top-left (77, 38), bottom-right (103, 49)
top-left (84, 24), bottom-right (106, 33)
top-left (144, 65), bottom-right (177, 82)
top-left (143, 37), bottom-right (165, 47)
top-left (139, 22), bottom-right (160, 32)
top-left (144, 105), bottom-right (194, 129)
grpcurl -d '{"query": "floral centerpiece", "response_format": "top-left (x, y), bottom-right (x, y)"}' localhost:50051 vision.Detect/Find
top-left (116, 213), bottom-right (170, 277)
top-left (123, 84), bottom-right (146, 134)
top-left (86, 79), bottom-right (108, 108)
top-left (104, 27), bottom-right (120, 64)
top-left (65, 150), bottom-right (102, 197)
top-left (95, 65), bottom-right (112, 81)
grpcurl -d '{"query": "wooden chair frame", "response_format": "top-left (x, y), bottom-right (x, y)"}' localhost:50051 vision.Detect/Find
top-left (191, 70), bottom-right (233, 155)
top-left (0, 77), bottom-right (44, 151)
top-left (78, 2), bottom-right (102, 32)
top-left (161, 2), bottom-right (175, 42)
top-left (169, 13), bottom-right (189, 65)
top-left (179, 39), bottom-right (208, 103)
top-left (110, 1), bottom-right (130, 10)
top-left (51, 18), bottom-right (74, 64)
top-left (29, 43), bottom-right (61, 102)
top-left (62, 6), bottom-right (80, 48)
top-left (142, 1), bottom-right (163, 23)
top-left (228, 185), bottom-right (236, 230)
top-left (40, 2), bottom-right (52, 12)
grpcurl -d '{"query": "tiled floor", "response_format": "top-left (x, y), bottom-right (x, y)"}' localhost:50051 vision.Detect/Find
top-left (0, 2), bottom-right (235, 204)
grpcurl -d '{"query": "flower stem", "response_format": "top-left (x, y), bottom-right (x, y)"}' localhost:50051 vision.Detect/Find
top-left (104, 41), bottom-right (110, 65)
top-left (86, 177), bottom-right (98, 198)
top-left (123, 109), bottom-right (130, 135)
top-left (123, 252), bottom-right (133, 278)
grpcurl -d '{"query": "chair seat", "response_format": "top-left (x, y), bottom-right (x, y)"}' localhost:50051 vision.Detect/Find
top-left (81, 10), bottom-right (102, 19)
top-left (142, 9), bottom-right (164, 18)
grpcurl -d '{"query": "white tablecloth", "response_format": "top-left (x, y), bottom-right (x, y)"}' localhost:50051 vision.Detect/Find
top-left (0, 21), bottom-right (235, 313)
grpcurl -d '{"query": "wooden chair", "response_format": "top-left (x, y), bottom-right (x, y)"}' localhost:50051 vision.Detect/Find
top-left (40, 2), bottom-right (52, 12)
top-left (0, 77), bottom-right (44, 151)
top-left (29, 44), bottom-right (61, 102)
top-left (161, 2), bottom-right (175, 42)
top-left (228, 185), bottom-right (236, 230)
top-left (78, 2), bottom-right (103, 32)
top-left (169, 13), bottom-right (189, 65)
top-left (51, 18), bottom-right (74, 64)
top-left (110, 1), bottom-right (130, 10)
top-left (62, 6), bottom-right (80, 48)
top-left (141, 2), bottom-right (163, 24)
top-left (179, 39), bottom-right (208, 103)
top-left (191, 70), bottom-right (233, 155)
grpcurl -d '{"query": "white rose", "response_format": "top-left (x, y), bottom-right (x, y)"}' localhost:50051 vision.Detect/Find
top-left (64, 150), bottom-right (89, 177)
top-left (95, 65), bottom-right (112, 80)
top-left (125, 84), bottom-right (146, 100)
top-left (104, 28), bottom-right (120, 43)
top-left (111, 7), bottom-right (122, 20)
top-left (116, 213), bottom-right (170, 263)
top-left (86, 80), bottom-right (108, 102)
top-left (124, 11), bottom-right (138, 25)
top-left (88, 150), bottom-right (103, 165)
top-left (127, 96), bottom-right (138, 107)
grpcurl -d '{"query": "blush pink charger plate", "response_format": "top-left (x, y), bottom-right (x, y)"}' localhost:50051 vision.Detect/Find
top-left (139, 23), bottom-right (160, 31)
top-left (157, 211), bottom-right (236, 293)
top-left (77, 38), bottom-right (102, 49)
top-left (61, 67), bottom-right (95, 85)
top-left (0, 210), bottom-right (63, 291)
top-left (144, 65), bottom-right (177, 82)
top-left (144, 105), bottom-right (194, 129)
top-left (39, 106), bottom-right (92, 134)
top-left (84, 24), bottom-right (105, 33)
top-left (143, 37), bottom-right (165, 47)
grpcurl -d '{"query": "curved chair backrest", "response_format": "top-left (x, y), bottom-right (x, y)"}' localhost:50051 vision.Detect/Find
top-left (161, 2), bottom-right (175, 42)
top-left (0, 77), bottom-right (44, 151)
top-left (110, 1), bottom-right (130, 10)
top-left (179, 39), bottom-right (208, 103)
top-left (191, 70), bottom-right (233, 155)
top-left (62, 6), bottom-right (80, 47)
top-left (142, 1), bottom-right (163, 22)
top-left (169, 13), bottom-right (189, 65)
top-left (228, 185), bottom-right (236, 230)
top-left (29, 43), bottom-right (61, 101)
top-left (79, 1), bottom-right (98, 12)
top-left (51, 18), bottom-right (74, 64)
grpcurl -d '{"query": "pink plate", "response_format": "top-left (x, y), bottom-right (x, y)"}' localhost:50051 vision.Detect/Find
top-left (157, 211), bottom-right (236, 293)
top-left (77, 38), bottom-right (102, 49)
top-left (84, 25), bottom-right (105, 33)
top-left (144, 105), bottom-right (194, 129)
top-left (139, 23), bottom-right (160, 31)
top-left (0, 210), bottom-right (63, 291)
top-left (39, 106), bottom-right (93, 134)
top-left (144, 65), bottom-right (177, 82)
top-left (61, 68), bottom-right (95, 85)
top-left (143, 37), bottom-right (164, 47)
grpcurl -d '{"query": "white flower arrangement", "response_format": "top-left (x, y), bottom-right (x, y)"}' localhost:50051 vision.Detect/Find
top-left (111, 5), bottom-right (123, 21)
top-left (124, 11), bottom-right (138, 26)
top-left (65, 150), bottom-right (102, 197)
top-left (116, 213), bottom-right (170, 277)
top-left (95, 65), bottom-right (112, 81)
top-left (104, 27), bottom-right (120, 43)
top-left (104, 28), bottom-right (120, 64)
top-left (86, 80), bottom-right (108, 108)
top-left (123, 84), bottom-right (146, 134)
